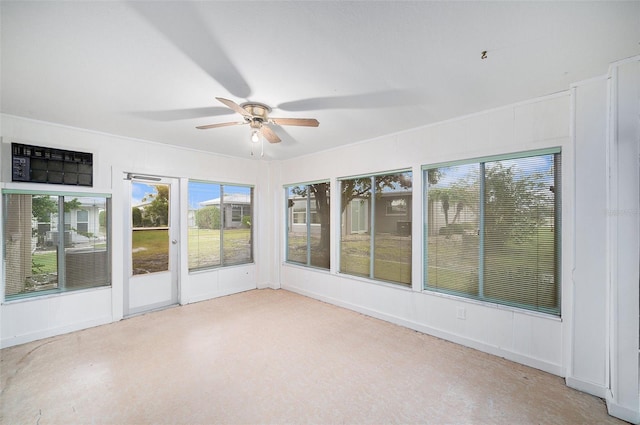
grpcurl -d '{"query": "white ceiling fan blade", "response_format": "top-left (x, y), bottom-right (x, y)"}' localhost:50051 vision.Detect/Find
top-left (270, 117), bottom-right (319, 127)
top-left (196, 121), bottom-right (245, 130)
top-left (216, 97), bottom-right (251, 117)
top-left (260, 125), bottom-right (281, 143)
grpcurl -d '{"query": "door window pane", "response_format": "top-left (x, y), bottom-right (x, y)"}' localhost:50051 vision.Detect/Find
top-left (131, 182), bottom-right (169, 275)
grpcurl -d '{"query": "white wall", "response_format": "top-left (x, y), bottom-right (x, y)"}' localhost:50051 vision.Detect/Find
top-left (275, 92), bottom-right (572, 376)
top-left (606, 58), bottom-right (640, 424)
top-left (567, 76), bottom-right (609, 396)
top-left (0, 116), bottom-right (266, 348)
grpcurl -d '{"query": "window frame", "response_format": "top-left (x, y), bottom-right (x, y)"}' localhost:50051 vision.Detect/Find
top-left (187, 180), bottom-right (254, 272)
top-left (2, 189), bottom-right (112, 301)
top-left (338, 169), bottom-right (413, 286)
top-left (422, 147), bottom-right (561, 316)
top-left (284, 180), bottom-right (330, 270)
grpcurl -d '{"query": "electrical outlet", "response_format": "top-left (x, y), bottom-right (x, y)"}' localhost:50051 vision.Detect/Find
top-left (456, 307), bottom-right (466, 320)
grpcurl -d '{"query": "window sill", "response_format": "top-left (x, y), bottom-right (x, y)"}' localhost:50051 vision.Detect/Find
top-left (3, 285), bottom-right (111, 305)
top-left (420, 288), bottom-right (563, 321)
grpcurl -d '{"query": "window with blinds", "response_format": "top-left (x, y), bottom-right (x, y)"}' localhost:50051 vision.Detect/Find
top-left (339, 170), bottom-right (413, 286)
top-left (285, 182), bottom-right (330, 270)
top-left (424, 150), bottom-right (560, 315)
top-left (3, 191), bottom-right (111, 301)
top-left (187, 181), bottom-right (253, 271)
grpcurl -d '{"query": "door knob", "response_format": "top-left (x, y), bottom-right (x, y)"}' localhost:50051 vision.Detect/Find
top-left (172, 239), bottom-right (178, 244)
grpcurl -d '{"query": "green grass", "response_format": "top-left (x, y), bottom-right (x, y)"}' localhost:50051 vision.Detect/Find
top-left (427, 227), bottom-right (557, 309)
top-left (132, 229), bottom-right (169, 274)
top-left (340, 234), bottom-right (412, 285)
top-left (32, 251), bottom-right (57, 274)
top-left (188, 227), bottom-right (252, 269)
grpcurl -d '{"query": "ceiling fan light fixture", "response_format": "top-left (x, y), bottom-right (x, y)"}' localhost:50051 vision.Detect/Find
top-left (251, 129), bottom-right (260, 143)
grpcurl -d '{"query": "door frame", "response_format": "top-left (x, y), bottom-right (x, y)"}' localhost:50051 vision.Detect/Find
top-left (123, 173), bottom-right (180, 316)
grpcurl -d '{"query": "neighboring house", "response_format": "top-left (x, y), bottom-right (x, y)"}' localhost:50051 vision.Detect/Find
top-left (39, 197), bottom-right (105, 247)
top-left (288, 196), bottom-right (322, 235)
top-left (199, 193), bottom-right (251, 229)
top-left (342, 191), bottom-right (413, 236)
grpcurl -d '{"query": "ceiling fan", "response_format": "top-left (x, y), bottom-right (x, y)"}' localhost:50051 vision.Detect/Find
top-left (196, 97), bottom-right (319, 144)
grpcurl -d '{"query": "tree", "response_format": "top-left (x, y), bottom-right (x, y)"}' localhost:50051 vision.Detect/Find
top-left (483, 162), bottom-right (550, 245)
top-left (290, 182), bottom-right (331, 255)
top-left (32, 196), bottom-right (82, 222)
top-left (32, 196), bottom-right (57, 223)
top-left (63, 198), bottom-right (82, 212)
top-left (142, 185), bottom-right (169, 226)
top-left (291, 173), bottom-right (412, 257)
top-left (132, 207), bottom-right (143, 227)
top-left (430, 161), bottom-right (552, 245)
top-left (196, 206), bottom-right (220, 229)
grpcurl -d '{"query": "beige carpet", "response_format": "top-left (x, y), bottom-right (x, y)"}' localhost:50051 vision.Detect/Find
top-left (0, 289), bottom-right (624, 424)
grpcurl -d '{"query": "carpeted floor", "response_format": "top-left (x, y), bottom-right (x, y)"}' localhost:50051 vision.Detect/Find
top-left (0, 289), bottom-right (625, 424)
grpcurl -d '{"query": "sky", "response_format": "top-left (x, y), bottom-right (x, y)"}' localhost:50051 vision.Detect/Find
top-left (131, 181), bottom-right (251, 210)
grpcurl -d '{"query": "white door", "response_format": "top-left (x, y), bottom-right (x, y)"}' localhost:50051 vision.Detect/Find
top-left (125, 175), bottom-right (179, 316)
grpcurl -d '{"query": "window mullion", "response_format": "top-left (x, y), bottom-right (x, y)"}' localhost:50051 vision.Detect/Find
top-left (306, 188), bottom-right (311, 266)
top-left (479, 163), bottom-right (485, 299)
top-left (369, 176), bottom-right (376, 279)
top-left (57, 196), bottom-right (66, 290)
top-left (219, 185), bottom-right (225, 266)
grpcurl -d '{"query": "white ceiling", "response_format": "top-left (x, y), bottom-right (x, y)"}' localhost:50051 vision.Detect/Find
top-left (2, 1), bottom-right (639, 160)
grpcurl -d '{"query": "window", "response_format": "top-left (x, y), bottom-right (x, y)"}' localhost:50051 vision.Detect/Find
top-left (285, 182), bottom-right (330, 269)
top-left (3, 190), bottom-right (111, 300)
top-left (76, 209), bottom-right (89, 234)
top-left (339, 170), bottom-right (412, 286)
top-left (187, 181), bottom-right (253, 271)
top-left (424, 150), bottom-right (561, 315)
top-left (386, 198), bottom-right (407, 216)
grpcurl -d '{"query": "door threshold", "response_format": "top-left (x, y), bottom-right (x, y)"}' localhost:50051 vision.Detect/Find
top-left (124, 302), bottom-right (180, 319)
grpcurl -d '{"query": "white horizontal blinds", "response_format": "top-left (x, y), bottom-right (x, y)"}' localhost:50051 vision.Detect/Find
top-left (373, 172), bottom-right (412, 285)
top-left (340, 177), bottom-right (372, 278)
top-left (187, 182), bottom-right (221, 270)
top-left (221, 185), bottom-right (253, 266)
top-left (286, 185), bottom-right (309, 265)
top-left (308, 182), bottom-right (330, 269)
top-left (424, 150), bottom-right (560, 315)
top-left (3, 194), bottom-right (42, 297)
top-left (482, 154), bottom-right (559, 313)
top-left (425, 164), bottom-right (480, 295)
top-left (3, 192), bottom-right (111, 301)
top-left (63, 195), bottom-right (109, 290)
top-left (285, 182), bottom-right (330, 269)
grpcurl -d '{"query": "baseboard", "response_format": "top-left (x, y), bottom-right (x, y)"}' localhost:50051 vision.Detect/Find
top-left (607, 398), bottom-right (640, 425)
top-left (283, 285), bottom-right (564, 377)
top-left (186, 285), bottom-right (256, 304)
top-left (0, 316), bottom-right (112, 349)
top-left (566, 376), bottom-right (608, 398)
